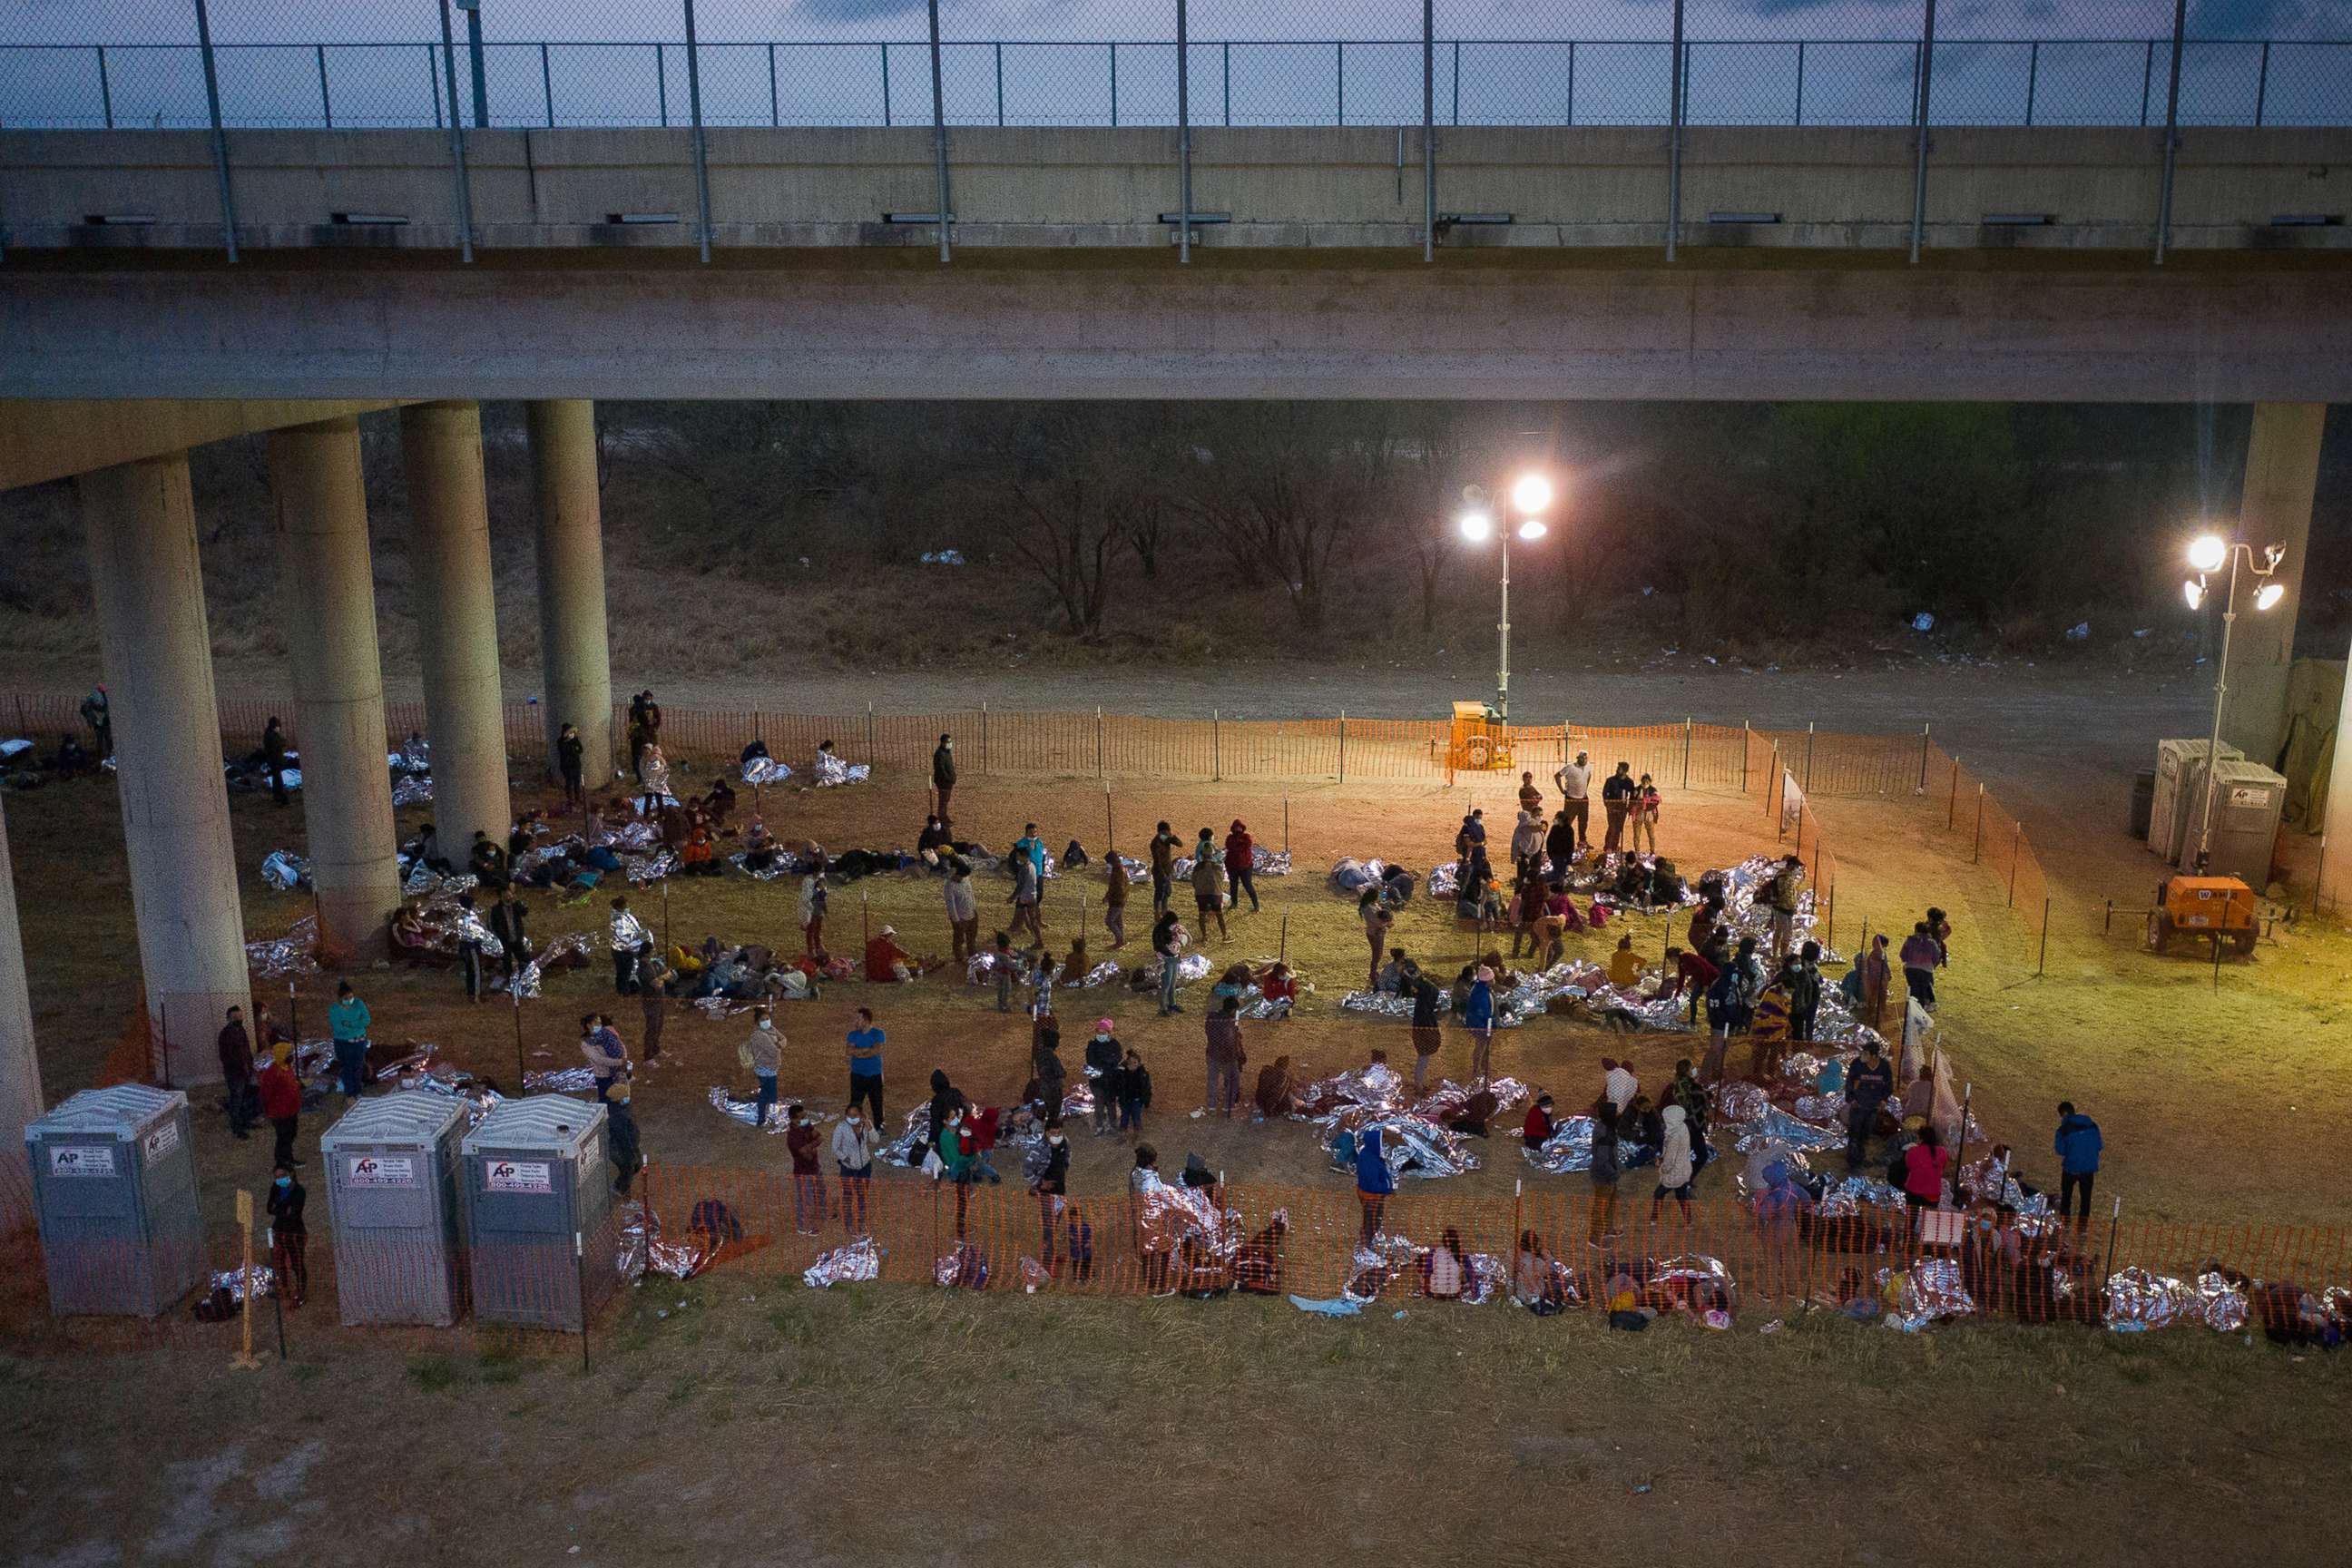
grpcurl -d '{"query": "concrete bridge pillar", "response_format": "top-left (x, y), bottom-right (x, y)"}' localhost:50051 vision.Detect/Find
top-left (0, 791), bottom-right (41, 1202)
top-left (268, 416), bottom-right (401, 963)
top-left (398, 401), bottom-right (512, 849)
top-left (526, 400), bottom-right (613, 787)
top-left (2222, 402), bottom-right (2326, 767)
top-left (76, 451), bottom-right (250, 1084)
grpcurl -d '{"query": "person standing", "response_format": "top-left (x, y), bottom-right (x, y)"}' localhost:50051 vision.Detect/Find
top-left (1149, 821), bottom-right (1180, 918)
top-left (786, 1103), bottom-right (826, 1235)
top-left (1084, 1019), bottom-right (1122, 1135)
top-left (266, 1162), bottom-right (308, 1309)
top-left (261, 716), bottom-right (291, 808)
top-left (1152, 909), bottom-right (1188, 1017)
top-left (611, 896), bottom-right (648, 995)
top-left (1204, 996), bottom-right (1246, 1118)
top-left (456, 893), bottom-right (487, 1004)
top-left (1409, 972), bottom-right (1443, 1092)
top-left (944, 861), bottom-right (979, 964)
top-left (1223, 819), bottom-right (1259, 915)
top-left (1601, 761), bottom-right (1636, 853)
top-left (799, 868), bottom-right (830, 960)
top-left (1851, 931), bottom-right (1892, 1035)
top-left (1361, 891), bottom-right (1395, 989)
top-left (606, 1082), bottom-right (644, 1197)
top-left (1651, 1104), bottom-right (1694, 1223)
top-left (1899, 921), bottom-right (1942, 1011)
top-left (742, 1006), bottom-right (781, 1126)
top-left (1356, 1123), bottom-right (1396, 1246)
top-left (846, 1005), bottom-right (887, 1125)
top-left (1032, 1118), bottom-right (1070, 1269)
top-left (833, 1104), bottom-right (880, 1236)
top-left (931, 731), bottom-right (957, 824)
top-left (489, 889), bottom-right (530, 984)
top-left (1902, 1127), bottom-right (1950, 1210)
top-left (259, 1042), bottom-right (302, 1169)
top-left (1190, 828), bottom-right (1228, 940)
top-left (1510, 808), bottom-right (1545, 867)
top-left (2053, 1102), bottom-right (2102, 1228)
top-left (1844, 1039), bottom-right (1895, 1171)
top-left (80, 684), bottom-right (112, 759)
top-left (1516, 770), bottom-right (1544, 816)
top-left (556, 721), bottom-right (586, 809)
top-left (217, 1004), bottom-right (256, 1141)
top-left (1632, 774), bottom-right (1661, 856)
top-left (1461, 965), bottom-right (1496, 1083)
top-left (637, 979), bottom-right (666, 1065)
top-left (1102, 851), bottom-right (1130, 949)
top-left (1789, 941), bottom-right (1824, 1043)
top-left (582, 1013), bottom-right (630, 1103)
top-left (1587, 1100), bottom-right (1622, 1244)
top-left (1765, 855), bottom-right (1805, 959)
top-left (990, 930), bottom-right (1017, 1013)
top-left (328, 981), bottom-right (371, 1102)
top-left (1007, 853), bottom-right (1043, 946)
top-left (1553, 750), bottom-right (1592, 855)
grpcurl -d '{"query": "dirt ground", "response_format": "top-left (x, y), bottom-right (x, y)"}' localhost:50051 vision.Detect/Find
top-left (6, 666), bottom-right (2350, 1568)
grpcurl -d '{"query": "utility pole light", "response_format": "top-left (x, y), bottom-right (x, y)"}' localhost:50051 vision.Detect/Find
top-left (1458, 471), bottom-right (1557, 723)
top-left (2185, 531), bottom-right (2288, 871)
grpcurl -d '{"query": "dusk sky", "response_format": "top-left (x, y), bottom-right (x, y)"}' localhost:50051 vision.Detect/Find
top-left (5, 0), bottom-right (2346, 126)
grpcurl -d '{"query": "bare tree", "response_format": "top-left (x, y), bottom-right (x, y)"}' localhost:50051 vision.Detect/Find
top-left (1181, 405), bottom-right (1392, 632)
top-left (985, 407), bottom-right (1138, 638)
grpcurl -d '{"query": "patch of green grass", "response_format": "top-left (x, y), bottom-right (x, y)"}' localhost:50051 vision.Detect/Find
top-left (406, 1355), bottom-right (466, 1391)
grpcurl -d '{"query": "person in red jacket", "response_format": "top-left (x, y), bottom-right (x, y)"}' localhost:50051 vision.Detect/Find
top-left (1522, 1092), bottom-right (1558, 1152)
top-left (970, 1104), bottom-right (1004, 1184)
top-left (1223, 820), bottom-right (1259, 915)
top-left (258, 1043), bottom-right (303, 1169)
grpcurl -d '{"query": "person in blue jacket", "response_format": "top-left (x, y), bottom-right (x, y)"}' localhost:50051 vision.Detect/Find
top-left (1356, 1124), bottom-right (1396, 1247)
top-left (1461, 965), bottom-right (1496, 1083)
top-left (2053, 1101), bottom-right (2102, 1227)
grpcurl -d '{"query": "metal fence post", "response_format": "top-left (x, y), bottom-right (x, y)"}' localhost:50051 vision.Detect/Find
top-left (1664, 0), bottom-right (1684, 263)
top-left (1917, 722), bottom-right (1931, 793)
top-left (193, 0), bottom-right (239, 263)
top-left (98, 44), bottom-right (116, 129)
top-left (1971, 782), bottom-right (1984, 862)
top-left (1213, 709), bottom-right (1222, 782)
top-left (682, 0), bottom-right (714, 264)
top-left (1336, 40), bottom-right (1344, 125)
top-left (311, 44), bottom-right (329, 128)
top-left (980, 701), bottom-right (990, 773)
top-left (657, 42), bottom-right (669, 124)
top-left (995, 42), bottom-right (1004, 126)
top-left (2024, 39), bottom-right (2038, 126)
top-left (1110, 42), bottom-right (1119, 126)
top-left (1338, 710), bottom-right (1348, 783)
top-left (882, 43), bottom-right (893, 125)
top-left (1422, 0), bottom-right (1436, 263)
top-left (2037, 897), bottom-right (2050, 975)
top-left (1947, 755), bottom-right (1959, 828)
top-left (466, 2), bottom-right (489, 127)
top-left (1222, 42), bottom-right (1230, 126)
top-left (2153, 0), bottom-right (2187, 265)
top-left (2253, 40), bottom-right (2269, 127)
top-left (769, 43), bottom-right (779, 126)
top-left (1803, 720), bottom-right (1815, 795)
top-left (927, 0), bottom-right (952, 263)
top-left (1095, 707), bottom-right (1105, 779)
top-left (2008, 822), bottom-right (2021, 906)
top-left (1793, 40), bottom-right (1804, 125)
top-left (1908, 0), bottom-right (1937, 264)
top-left (1682, 717), bottom-right (1692, 789)
top-left (1740, 720), bottom-right (1749, 793)
top-left (434, 0), bottom-right (475, 263)
top-left (429, 43), bottom-right (444, 129)
top-left (1177, 0), bottom-right (1191, 264)
top-left (865, 701), bottom-right (877, 761)
top-left (542, 42), bottom-right (554, 126)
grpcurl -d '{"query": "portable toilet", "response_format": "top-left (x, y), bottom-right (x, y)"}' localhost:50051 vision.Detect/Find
top-left (24, 1085), bottom-right (203, 1318)
top-left (2180, 760), bottom-right (2288, 885)
top-left (319, 1090), bottom-right (468, 1327)
top-left (2150, 740), bottom-right (2239, 863)
top-left (460, 1096), bottom-right (615, 1332)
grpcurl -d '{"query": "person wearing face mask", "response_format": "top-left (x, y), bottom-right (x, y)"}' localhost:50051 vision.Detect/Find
top-left (266, 1161), bottom-right (308, 1309)
top-left (740, 1006), bottom-right (782, 1126)
top-left (786, 1103), bottom-right (825, 1235)
top-left (1032, 1117), bottom-right (1071, 1269)
top-left (833, 1103), bottom-right (880, 1236)
top-left (1083, 1019), bottom-right (1122, 1135)
top-left (582, 1013), bottom-right (630, 1104)
top-left (606, 1082), bottom-right (643, 1197)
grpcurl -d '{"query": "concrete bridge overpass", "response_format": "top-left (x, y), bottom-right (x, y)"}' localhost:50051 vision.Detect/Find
top-left (0, 123), bottom-right (2347, 1150)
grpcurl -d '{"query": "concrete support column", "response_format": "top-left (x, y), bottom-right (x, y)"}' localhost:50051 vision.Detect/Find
top-left (526, 400), bottom-right (612, 784)
top-left (2222, 402), bottom-right (2325, 767)
top-left (398, 401), bottom-right (512, 848)
top-left (2324, 641), bottom-right (2352, 913)
top-left (76, 453), bottom-right (250, 1084)
top-left (0, 792), bottom-right (42, 1208)
top-left (268, 416), bottom-right (401, 962)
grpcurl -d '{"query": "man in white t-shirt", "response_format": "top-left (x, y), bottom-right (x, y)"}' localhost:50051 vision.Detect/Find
top-left (1553, 750), bottom-right (1592, 854)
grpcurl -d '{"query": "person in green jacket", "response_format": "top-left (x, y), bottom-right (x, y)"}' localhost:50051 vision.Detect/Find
top-left (934, 1104), bottom-right (976, 1237)
top-left (328, 981), bottom-right (371, 1101)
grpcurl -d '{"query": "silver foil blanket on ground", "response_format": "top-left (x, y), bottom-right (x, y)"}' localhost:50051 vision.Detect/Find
top-left (524, 1066), bottom-right (599, 1094)
top-left (1495, 962), bottom-right (1607, 1024)
top-left (741, 757), bottom-right (795, 787)
top-left (211, 1264), bottom-right (276, 1303)
top-left (2102, 1268), bottom-right (2251, 1333)
top-left (1141, 952), bottom-right (1212, 985)
top-left (1885, 1257), bottom-right (1975, 1332)
top-left (879, 1106), bottom-right (935, 1167)
top-left (260, 850), bottom-right (309, 892)
top-left (1325, 1111), bottom-right (1478, 1181)
top-left (805, 1237), bottom-right (883, 1289)
top-left (709, 1083), bottom-right (795, 1135)
top-left (1170, 848), bottom-right (1294, 880)
top-left (1338, 989), bottom-right (1441, 1021)
top-left (246, 916), bottom-right (321, 980)
top-left (727, 848), bottom-right (811, 881)
top-left (1523, 1116), bottom-right (1597, 1174)
top-left (623, 852), bottom-right (680, 887)
top-left (617, 1200), bottom-right (712, 1283)
top-left (1714, 855), bottom-right (1842, 965)
top-left (1732, 1106), bottom-right (1848, 1156)
top-left (390, 775), bottom-right (434, 807)
top-left (1133, 1171), bottom-right (1243, 1262)
top-left (1328, 858), bottom-right (1391, 895)
top-left (1581, 984), bottom-right (1697, 1033)
top-left (1814, 1174), bottom-right (1906, 1218)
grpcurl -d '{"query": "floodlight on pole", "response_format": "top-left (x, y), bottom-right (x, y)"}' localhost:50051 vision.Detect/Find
top-left (1460, 469), bottom-right (1557, 723)
top-left (1459, 510), bottom-right (1493, 542)
top-left (1516, 519), bottom-right (1547, 541)
top-left (1510, 473), bottom-right (1554, 515)
top-left (2186, 532), bottom-right (2289, 870)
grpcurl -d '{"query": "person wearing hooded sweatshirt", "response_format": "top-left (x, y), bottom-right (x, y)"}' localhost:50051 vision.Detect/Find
top-left (2053, 1102), bottom-right (2102, 1226)
top-left (1032, 1118), bottom-right (1071, 1267)
top-left (266, 1162), bottom-right (308, 1308)
top-left (832, 1105), bottom-right (881, 1235)
top-left (1223, 819), bottom-right (1259, 914)
top-left (1189, 830), bottom-right (1228, 940)
top-left (926, 1068), bottom-right (970, 1159)
top-left (1408, 973), bottom-right (1444, 1092)
top-left (1651, 1103), bottom-right (1695, 1222)
top-left (1083, 1020), bottom-right (1122, 1135)
top-left (1356, 1123), bottom-right (1396, 1246)
top-left (1461, 965), bottom-right (1497, 1083)
top-left (606, 1082), bottom-right (644, 1197)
